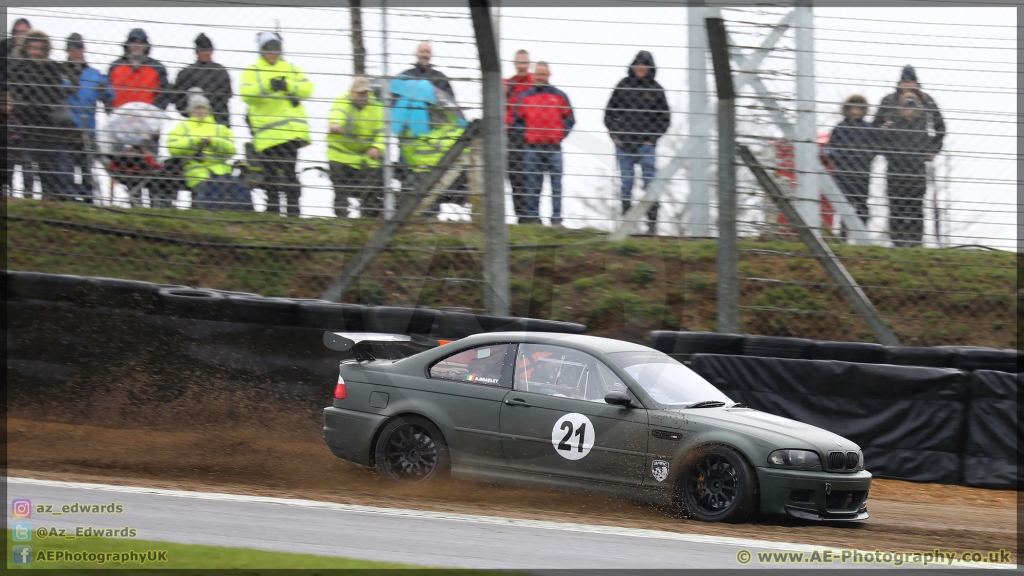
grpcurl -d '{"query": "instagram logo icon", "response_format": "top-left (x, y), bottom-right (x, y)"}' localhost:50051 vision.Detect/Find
top-left (12, 499), bottom-right (31, 518)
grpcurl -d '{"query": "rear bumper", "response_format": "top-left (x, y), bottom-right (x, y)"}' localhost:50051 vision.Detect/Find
top-left (323, 406), bottom-right (387, 466)
top-left (757, 467), bottom-right (872, 522)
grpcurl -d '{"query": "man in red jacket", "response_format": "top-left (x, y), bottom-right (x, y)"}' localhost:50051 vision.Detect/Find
top-left (108, 28), bottom-right (170, 111)
top-left (509, 62), bottom-right (574, 225)
top-left (504, 49), bottom-right (533, 222)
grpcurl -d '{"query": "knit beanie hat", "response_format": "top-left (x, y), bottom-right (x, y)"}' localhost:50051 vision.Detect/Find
top-left (195, 33), bottom-right (213, 51)
top-left (186, 87), bottom-right (211, 115)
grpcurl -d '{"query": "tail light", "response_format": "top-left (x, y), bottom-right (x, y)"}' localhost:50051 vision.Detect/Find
top-left (333, 375), bottom-right (347, 400)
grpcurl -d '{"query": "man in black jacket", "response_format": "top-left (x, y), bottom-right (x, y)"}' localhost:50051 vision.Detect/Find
top-left (878, 92), bottom-right (934, 247)
top-left (604, 50), bottom-right (670, 235)
top-left (400, 42), bottom-right (455, 101)
top-left (172, 33), bottom-right (232, 126)
top-left (873, 66), bottom-right (944, 248)
top-left (9, 30), bottom-right (76, 199)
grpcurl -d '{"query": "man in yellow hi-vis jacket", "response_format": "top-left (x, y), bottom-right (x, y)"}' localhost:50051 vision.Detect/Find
top-left (240, 32), bottom-right (312, 216)
top-left (168, 88), bottom-right (251, 211)
top-left (328, 76), bottom-right (385, 218)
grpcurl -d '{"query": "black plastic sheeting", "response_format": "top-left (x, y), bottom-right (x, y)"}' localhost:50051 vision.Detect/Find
top-left (962, 370), bottom-right (1020, 489)
top-left (689, 354), bottom-right (972, 485)
top-left (651, 330), bottom-right (1018, 373)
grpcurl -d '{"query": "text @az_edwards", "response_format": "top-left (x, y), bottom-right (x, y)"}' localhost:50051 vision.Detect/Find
top-left (34, 526), bottom-right (138, 539)
top-left (735, 548), bottom-right (1014, 566)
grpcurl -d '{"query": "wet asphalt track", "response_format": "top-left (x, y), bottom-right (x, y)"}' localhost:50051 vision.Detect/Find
top-left (6, 478), bottom-right (1008, 571)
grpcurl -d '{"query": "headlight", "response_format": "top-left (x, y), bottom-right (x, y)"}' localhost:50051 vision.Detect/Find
top-left (858, 451), bottom-right (865, 469)
top-left (767, 449), bottom-right (821, 469)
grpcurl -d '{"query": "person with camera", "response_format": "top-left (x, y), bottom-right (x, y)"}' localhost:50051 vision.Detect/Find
top-left (240, 32), bottom-right (313, 216)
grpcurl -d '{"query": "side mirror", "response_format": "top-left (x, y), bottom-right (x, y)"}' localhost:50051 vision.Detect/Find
top-left (605, 391), bottom-right (632, 407)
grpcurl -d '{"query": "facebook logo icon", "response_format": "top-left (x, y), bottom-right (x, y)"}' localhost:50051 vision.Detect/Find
top-left (12, 545), bottom-right (32, 565)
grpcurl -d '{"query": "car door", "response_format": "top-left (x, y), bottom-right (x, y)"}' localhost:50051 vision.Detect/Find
top-left (423, 342), bottom-right (516, 470)
top-left (499, 343), bottom-right (649, 485)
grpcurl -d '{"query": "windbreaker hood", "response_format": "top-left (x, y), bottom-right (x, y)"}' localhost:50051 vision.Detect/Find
top-left (628, 50), bottom-right (656, 79)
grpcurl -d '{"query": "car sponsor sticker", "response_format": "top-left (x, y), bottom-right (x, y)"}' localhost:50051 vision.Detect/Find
top-left (652, 460), bottom-right (669, 482)
top-left (551, 413), bottom-right (595, 460)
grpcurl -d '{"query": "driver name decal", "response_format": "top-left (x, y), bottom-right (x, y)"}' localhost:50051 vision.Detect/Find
top-left (551, 413), bottom-right (595, 460)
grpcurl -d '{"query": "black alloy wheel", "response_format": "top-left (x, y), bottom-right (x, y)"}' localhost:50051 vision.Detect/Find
top-left (679, 445), bottom-right (757, 523)
top-left (375, 417), bottom-right (449, 483)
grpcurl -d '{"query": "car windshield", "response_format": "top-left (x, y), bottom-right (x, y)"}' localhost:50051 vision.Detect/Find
top-left (607, 351), bottom-right (732, 406)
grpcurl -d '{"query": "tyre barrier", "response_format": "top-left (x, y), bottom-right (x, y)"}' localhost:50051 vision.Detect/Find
top-left (810, 340), bottom-right (888, 364)
top-left (295, 300), bottom-right (366, 331)
top-left (156, 287), bottom-right (226, 321)
top-left (649, 331), bottom-right (745, 361)
top-left (651, 330), bottom-right (1017, 374)
top-left (742, 335), bottom-right (816, 360)
top-left (366, 306), bottom-right (441, 335)
top-left (225, 294), bottom-right (300, 326)
top-left (6, 270), bottom-right (586, 337)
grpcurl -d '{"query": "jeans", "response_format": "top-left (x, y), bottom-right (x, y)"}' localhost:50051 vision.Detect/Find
top-left (69, 133), bottom-right (98, 198)
top-left (25, 136), bottom-right (76, 199)
top-left (330, 162), bottom-right (383, 218)
top-left (523, 144), bottom-right (563, 225)
top-left (193, 176), bottom-right (253, 211)
top-left (617, 144), bottom-right (658, 231)
top-left (507, 132), bottom-right (530, 221)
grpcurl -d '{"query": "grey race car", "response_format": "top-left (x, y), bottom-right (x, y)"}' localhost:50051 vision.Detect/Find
top-left (322, 331), bottom-right (871, 523)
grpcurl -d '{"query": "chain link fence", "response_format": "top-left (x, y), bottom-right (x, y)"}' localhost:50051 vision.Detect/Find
top-left (3, 4), bottom-right (1016, 348)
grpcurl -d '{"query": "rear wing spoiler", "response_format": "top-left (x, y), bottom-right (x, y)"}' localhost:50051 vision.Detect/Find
top-left (323, 331), bottom-right (442, 353)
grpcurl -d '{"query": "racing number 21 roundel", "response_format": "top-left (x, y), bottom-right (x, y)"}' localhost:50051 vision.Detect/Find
top-left (551, 413), bottom-right (595, 460)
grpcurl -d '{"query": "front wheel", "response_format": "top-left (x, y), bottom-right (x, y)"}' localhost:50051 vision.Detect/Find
top-left (678, 445), bottom-right (758, 523)
top-left (374, 416), bottom-right (450, 484)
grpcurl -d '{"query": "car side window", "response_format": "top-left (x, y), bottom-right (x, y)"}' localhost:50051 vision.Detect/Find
top-left (514, 344), bottom-right (622, 402)
top-left (429, 344), bottom-right (511, 387)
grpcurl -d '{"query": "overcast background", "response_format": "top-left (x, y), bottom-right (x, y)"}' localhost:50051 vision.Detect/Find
top-left (6, 5), bottom-right (1016, 249)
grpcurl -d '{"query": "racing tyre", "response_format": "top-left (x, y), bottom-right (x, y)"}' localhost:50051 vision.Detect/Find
top-left (375, 416), bottom-right (450, 484)
top-left (678, 445), bottom-right (758, 523)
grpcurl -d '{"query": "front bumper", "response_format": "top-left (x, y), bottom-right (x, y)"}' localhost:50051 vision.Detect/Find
top-left (756, 467), bottom-right (872, 521)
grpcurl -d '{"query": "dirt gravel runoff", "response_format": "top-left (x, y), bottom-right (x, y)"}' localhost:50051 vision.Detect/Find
top-left (6, 414), bottom-right (1017, 562)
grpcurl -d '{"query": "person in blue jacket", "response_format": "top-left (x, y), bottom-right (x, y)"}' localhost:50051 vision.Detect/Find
top-left (64, 33), bottom-right (114, 198)
top-left (825, 94), bottom-right (877, 238)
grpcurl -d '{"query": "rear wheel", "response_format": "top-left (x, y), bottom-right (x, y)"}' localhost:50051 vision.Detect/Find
top-left (374, 416), bottom-right (450, 484)
top-left (678, 445), bottom-right (758, 523)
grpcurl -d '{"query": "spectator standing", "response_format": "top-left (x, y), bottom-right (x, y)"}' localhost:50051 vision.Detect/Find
top-left (872, 65), bottom-right (944, 247)
top-left (108, 29), bottom-right (170, 111)
top-left (3, 18), bottom-right (35, 194)
top-left (872, 65), bottom-right (945, 155)
top-left (168, 88), bottom-right (249, 211)
top-left (240, 32), bottom-right (313, 216)
top-left (8, 30), bottom-right (76, 199)
top-left (400, 41), bottom-right (455, 100)
top-left (2, 89), bottom-right (14, 194)
top-left (603, 50), bottom-right (670, 235)
top-left (878, 92), bottom-right (933, 247)
top-left (64, 33), bottom-right (114, 199)
top-left (328, 76), bottom-right (385, 219)
top-left (825, 94), bottom-right (876, 236)
top-left (510, 62), bottom-right (574, 225)
top-left (1, 18), bottom-right (32, 84)
top-left (504, 49), bottom-right (533, 222)
top-left (172, 33), bottom-right (232, 126)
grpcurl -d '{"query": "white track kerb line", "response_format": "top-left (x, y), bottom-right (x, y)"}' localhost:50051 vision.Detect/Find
top-left (7, 476), bottom-right (1015, 570)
